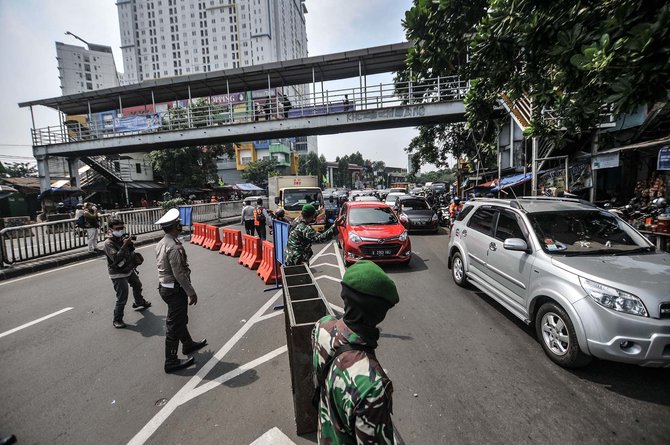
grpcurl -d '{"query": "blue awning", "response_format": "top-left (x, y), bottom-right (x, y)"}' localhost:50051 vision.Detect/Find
top-left (235, 183), bottom-right (264, 192)
top-left (491, 173), bottom-right (533, 192)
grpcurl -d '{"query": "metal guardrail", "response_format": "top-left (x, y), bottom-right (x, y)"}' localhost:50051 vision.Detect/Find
top-left (0, 201), bottom-right (246, 266)
top-left (31, 76), bottom-right (469, 146)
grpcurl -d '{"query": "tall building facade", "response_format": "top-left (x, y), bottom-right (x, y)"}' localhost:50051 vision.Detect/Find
top-left (117, 0), bottom-right (308, 81)
top-left (56, 42), bottom-right (121, 95)
top-left (117, 0), bottom-right (317, 184)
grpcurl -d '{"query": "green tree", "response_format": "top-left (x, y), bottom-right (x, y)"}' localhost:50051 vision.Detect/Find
top-left (298, 152), bottom-right (327, 181)
top-left (0, 161), bottom-right (38, 178)
top-left (149, 144), bottom-right (233, 190)
top-left (242, 158), bottom-right (279, 185)
top-left (402, 0), bottom-right (670, 141)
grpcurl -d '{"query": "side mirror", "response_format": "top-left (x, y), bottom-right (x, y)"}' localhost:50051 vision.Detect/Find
top-left (274, 197), bottom-right (280, 205)
top-left (503, 238), bottom-right (529, 252)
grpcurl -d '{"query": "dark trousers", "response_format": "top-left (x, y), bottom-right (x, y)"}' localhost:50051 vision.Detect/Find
top-left (111, 271), bottom-right (143, 322)
top-left (159, 285), bottom-right (192, 344)
top-left (244, 220), bottom-right (255, 235)
top-left (255, 223), bottom-right (266, 240)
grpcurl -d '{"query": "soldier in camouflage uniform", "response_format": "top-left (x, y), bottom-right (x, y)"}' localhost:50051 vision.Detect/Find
top-left (311, 260), bottom-right (399, 444)
top-left (284, 204), bottom-right (340, 266)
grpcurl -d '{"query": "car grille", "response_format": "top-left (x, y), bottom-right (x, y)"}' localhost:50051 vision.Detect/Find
top-left (360, 243), bottom-right (401, 258)
top-left (660, 302), bottom-right (670, 319)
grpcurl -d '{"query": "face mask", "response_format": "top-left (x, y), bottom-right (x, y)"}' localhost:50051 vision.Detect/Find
top-left (112, 230), bottom-right (126, 238)
top-left (176, 224), bottom-right (183, 233)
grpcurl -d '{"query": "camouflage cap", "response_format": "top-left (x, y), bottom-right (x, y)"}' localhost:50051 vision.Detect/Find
top-left (341, 260), bottom-right (399, 306)
top-left (302, 204), bottom-right (316, 217)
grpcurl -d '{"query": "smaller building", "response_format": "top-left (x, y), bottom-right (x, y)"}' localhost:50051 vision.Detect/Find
top-left (55, 41), bottom-right (120, 95)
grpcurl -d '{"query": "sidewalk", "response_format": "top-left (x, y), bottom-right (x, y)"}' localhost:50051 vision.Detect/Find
top-left (0, 217), bottom-right (238, 281)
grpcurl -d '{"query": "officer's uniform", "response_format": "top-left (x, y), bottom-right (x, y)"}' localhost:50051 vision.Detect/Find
top-left (311, 260), bottom-right (399, 444)
top-left (155, 209), bottom-right (207, 373)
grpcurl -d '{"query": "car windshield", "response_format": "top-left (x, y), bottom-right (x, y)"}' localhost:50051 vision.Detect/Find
top-left (400, 199), bottom-right (429, 210)
top-left (528, 210), bottom-right (652, 255)
top-left (284, 189), bottom-right (322, 211)
top-left (385, 194), bottom-right (403, 205)
top-left (349, 207), bottom-right (398, 226)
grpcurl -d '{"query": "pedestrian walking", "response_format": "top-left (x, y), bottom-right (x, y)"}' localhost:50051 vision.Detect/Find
top-left (268, 208), bottom-right (292, 236)
top-left (103, 218), bottom-right (151, 329)
top-left (155, 208), bottom-right (207, 373)
top-left (253, 198), bottom-right (270, 241)
top-left (281, 93), bottom-right (292, 118)
top-left (83, 202), bottom-right (101, 253)
top-left (312, 260), bottom-right (398, 444)
top-left (241, 200), bottom-right (256, 235)
top-left (284, 204), bottom-right (340, 266)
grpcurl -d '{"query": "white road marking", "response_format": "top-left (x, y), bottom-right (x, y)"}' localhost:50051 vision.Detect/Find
top-left (0, 307), bottom-right (73, 339)
top-left (310, 263), bottom-right (341, 270)
top-left (333, 242), bottom-right (346, 278)
top-left (257, 310), bottom-right (284, 322)
top-left (182, 346), bottom-right (287, 403)
top-left (250, 427), bottom-right (296, 445)
top-left (315, 275), bottom-right (341, 283)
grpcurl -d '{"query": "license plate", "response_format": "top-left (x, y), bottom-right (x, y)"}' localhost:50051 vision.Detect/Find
top-left (372, 249), bottom-right (393, 256)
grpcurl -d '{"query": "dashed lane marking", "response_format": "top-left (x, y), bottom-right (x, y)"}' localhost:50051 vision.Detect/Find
top-left (0, 307), bottom-right (73, 339)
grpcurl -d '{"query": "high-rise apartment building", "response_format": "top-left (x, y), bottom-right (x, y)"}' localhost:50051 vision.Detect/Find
top-left (56, 42), bottom-right (121, 95)
top-left (117, 0), bottom-right (317, 183)
top-left (117, 0), bottom-right (308, 82)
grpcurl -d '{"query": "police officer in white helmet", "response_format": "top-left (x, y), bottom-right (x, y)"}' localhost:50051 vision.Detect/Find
top-left (155, 208), bottom-right (207, 373)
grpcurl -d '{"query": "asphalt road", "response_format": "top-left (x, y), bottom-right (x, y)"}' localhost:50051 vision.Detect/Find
top-left (0, 225), bottom-right (668, 444)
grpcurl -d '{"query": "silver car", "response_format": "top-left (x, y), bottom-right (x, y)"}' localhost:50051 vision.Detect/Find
top-left (447, 197), bottom-right (670, 368)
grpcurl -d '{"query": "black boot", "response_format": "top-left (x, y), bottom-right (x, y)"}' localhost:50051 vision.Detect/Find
top-left (164, 339), bottom-right (195, 373)
top-left (182, 338), bottom-right (207, 355)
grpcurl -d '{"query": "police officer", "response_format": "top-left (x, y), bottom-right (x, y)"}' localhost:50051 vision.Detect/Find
top-left (311, 260), bottom-right (398, 444)
top-left (155, 209), bottom-right (207, 373)
top-left (284, 204), bottom-right (340, 266)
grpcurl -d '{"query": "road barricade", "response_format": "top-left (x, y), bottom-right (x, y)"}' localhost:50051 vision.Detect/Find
top-left (238, 234), bottom-right (262, 269)
top-left (191, 222), bottom-right (205, 245)
top-left (257, 240), bottom-right (282, 284)
top-left (219, 228), bottom-right (243, 256)
top-left (202, 224), bottom-right (222, 251)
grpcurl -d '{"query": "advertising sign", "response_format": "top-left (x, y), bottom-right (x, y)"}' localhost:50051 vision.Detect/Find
top-left (657, 146), bottom-right (670, 171)
top-left (538, 161), bottom-right (592, 194)
top-left (113, 114), bottom-right (162, 132)
top-left (210, 92), bottom-right (247, 105)
top-left (591, 152), bottom-right (620, 170)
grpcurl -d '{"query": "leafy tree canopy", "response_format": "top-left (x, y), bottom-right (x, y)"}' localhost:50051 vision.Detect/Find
top-left (0, 161), bottom-right (38, 178)
top-left (149, 144), bottom-right (233, 191)
top-left (400, 0), bottom-right (670, 165)
top-left (241, 158), bottom-right (280, 185)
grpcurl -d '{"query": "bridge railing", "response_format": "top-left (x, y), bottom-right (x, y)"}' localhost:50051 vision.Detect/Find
top-left (31, 76), bottom-right (469, 146)
top-left (0, 202), bottom-right (244, 267)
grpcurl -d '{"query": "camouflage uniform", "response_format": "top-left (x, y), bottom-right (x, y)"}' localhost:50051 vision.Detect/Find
top-left (284, 217), bottom-right (337, 266)
top-left (312, 315), bottom-right (395, 444)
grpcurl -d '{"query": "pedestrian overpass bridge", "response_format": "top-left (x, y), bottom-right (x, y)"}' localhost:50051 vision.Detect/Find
top-left (19, 42), bottom-right (468, 191)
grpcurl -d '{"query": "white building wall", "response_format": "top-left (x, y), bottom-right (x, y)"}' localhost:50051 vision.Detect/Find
top-left (56, 42), bottom-right (120, 95)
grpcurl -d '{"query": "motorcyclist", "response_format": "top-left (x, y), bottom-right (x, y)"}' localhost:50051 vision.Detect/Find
top-left (448, 197), bottom-right (463, 219)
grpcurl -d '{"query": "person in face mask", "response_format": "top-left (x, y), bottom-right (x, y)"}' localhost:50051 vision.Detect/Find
top-left (311, 260), bottom-right (399, 444)
top-left (103, 218), bottom-right (151, 329)
top-left (154, 208), bottom-right (207, 373)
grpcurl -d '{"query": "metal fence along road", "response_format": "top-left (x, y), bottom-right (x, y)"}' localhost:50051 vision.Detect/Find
top-left (0, 201), bottom-right (244, 267)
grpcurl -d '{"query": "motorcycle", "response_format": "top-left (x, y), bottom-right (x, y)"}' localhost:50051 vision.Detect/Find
top-left (437, 206), bottom-right (451, 227)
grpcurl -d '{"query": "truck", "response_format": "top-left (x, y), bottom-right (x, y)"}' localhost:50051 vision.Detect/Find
top-left (268, 175), bottom-right (326, 231)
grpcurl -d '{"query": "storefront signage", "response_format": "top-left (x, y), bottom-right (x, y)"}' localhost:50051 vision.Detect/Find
top-left (657, 146), bottom-right (670, 171)
top-left (592, 152), bottom-right (620, 170)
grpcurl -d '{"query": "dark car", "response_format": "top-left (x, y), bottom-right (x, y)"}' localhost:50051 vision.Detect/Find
top-left (395, 195), bottom-right (439, 233)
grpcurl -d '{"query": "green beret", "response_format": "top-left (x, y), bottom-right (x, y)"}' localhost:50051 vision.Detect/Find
top-left (341, 260), bottom-right (399, 306)
top-left (302, 204), bottom-right (316, 217)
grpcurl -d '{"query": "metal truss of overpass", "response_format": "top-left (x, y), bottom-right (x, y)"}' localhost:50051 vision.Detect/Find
top-left (19, 42), bottom-right (468, 191)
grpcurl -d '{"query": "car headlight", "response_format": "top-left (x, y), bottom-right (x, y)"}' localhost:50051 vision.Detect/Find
top-left (431, 213), bottom-right (438, 221)
top-left (348, 232), bottom-right (362, 243)
top-left (579, 277), bottom-right (648, 317)
top-left (398, 231), bottom-right (408, 242)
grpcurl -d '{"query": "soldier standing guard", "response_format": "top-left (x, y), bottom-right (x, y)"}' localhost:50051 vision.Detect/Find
top-left (155, 209), bottom-right (207, 373)
top-left (284, 204), bottom-right (341, 266)
top-left (311, 260), bottom-right (399, 444)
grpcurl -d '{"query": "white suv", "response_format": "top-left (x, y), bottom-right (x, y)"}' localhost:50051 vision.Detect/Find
top-left (447, 197), bottom-right (670, 368)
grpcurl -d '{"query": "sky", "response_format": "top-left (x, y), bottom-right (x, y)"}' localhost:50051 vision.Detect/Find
top-left (0, 0), bottom-right (420, 170)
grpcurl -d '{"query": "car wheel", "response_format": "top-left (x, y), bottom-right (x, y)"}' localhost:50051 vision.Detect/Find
top-left (535, 302), bottom-right (591, 368)
top-left (451, 252), bottom-right (467, 287)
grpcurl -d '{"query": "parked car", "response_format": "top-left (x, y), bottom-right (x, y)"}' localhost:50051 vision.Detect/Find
top-left (447, 197), bottom-right (670, 368)
top-left (337, 201), bottom-right (411, 266)
top-left (395, 195), bottom-right (439, 233)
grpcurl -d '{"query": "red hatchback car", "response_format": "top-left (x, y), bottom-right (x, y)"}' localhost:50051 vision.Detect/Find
top-left (337, 201), bottom-right (411, 266)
